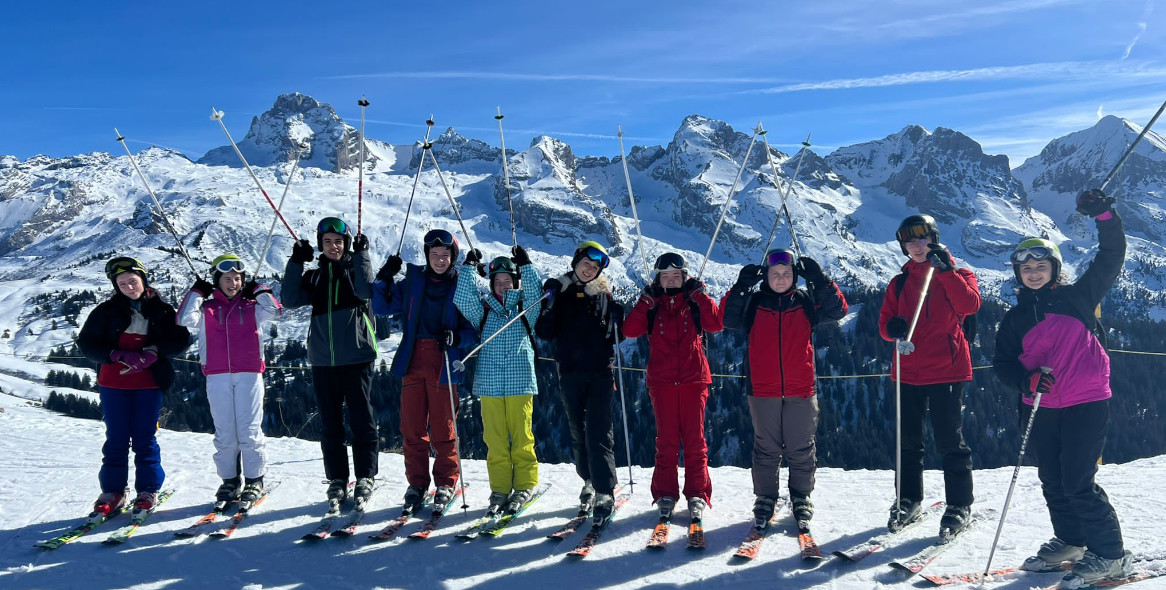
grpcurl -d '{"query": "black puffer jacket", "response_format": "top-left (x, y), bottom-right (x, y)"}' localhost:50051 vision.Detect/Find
top-left (77, 289), bottom-right (192, 392)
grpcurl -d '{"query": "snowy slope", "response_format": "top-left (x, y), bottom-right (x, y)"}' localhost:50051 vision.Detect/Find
top-left (1, 389), bottom-right (1165, 590)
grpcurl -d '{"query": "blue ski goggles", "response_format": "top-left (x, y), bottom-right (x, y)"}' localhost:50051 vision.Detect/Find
top-left (764, 250), bottom-right (795, 267)
top-left (214, 259), bottom-right (246, 273)
top-left (580, 246), bottom-right (610, 268)
top-left (423, 229), bottom-right (456, 249)
top-left (1010, 246), bottom-right (1056, 265)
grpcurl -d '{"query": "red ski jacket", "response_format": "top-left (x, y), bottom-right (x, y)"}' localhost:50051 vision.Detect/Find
top-left (879, 259), bottom-right (980, 385)
top-left (622, 287), bottom-right (723, 389)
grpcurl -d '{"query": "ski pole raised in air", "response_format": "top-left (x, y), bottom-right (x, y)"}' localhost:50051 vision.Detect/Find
top-left (252, 142), bottom-right (306, 278)
top-left (209, 109), bottom-right (299, 240)
top-left (696, 122), bottom-right (761, 280)
top-left (357, 96), bottom-right (369, 235)
top-left (618, 124), bottom-right (650, 285)
top-left (113, 128), bottom-right (201, 278)
top-left (759, 129), bottom-right (811, 262)
top-left (495, 106), bottom-right (518, 248)
top-left (1100, 96), bottom-right (1166, 193)
top-left (396, 116), bottom-right (436, 256)
top-left (428, 147), bottom-right (480, 256)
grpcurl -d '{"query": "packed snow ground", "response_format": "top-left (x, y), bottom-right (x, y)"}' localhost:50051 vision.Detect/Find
top-left (1, 388), bottom-right (1163, 590)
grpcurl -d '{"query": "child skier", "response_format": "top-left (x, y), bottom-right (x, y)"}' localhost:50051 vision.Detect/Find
top-left (721, 249), bottom-right (847, 527)
top-left (453, 246), bottom-right (544, 514)
top-left (878, 214), bottom-right (980, 536)
top-left (535, 241), bottom-right (623, 523)
top-left (77, 256), bottom-right (191, 513)
top-left (622, 252), bottom-right (723, 522)
top-left (993, 189), bottom-right (1131, 586)
top-left (177, 254), bottom-right (282, 506)
top-left (282, 217), bottom-right (379, 506)
top-left (373, 229), bottom-right (477, 512)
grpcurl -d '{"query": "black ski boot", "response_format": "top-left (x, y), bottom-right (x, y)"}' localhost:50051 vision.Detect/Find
top-left (215, 478), bottom-right (242, 504)
top-left (939, 505), bottom-right (971, 538)
top-left (888, 498), bottom-right (921, 532)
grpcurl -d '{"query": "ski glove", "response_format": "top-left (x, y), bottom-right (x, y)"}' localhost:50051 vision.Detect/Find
top-left (886, 316), bottom-right (909, 340)
top-left (895, 340), bottom-right (915, 356)
top-left (796, 257), bottom-right (827, 285)
top-left (927, 243), bottom-right (955, 272)
top-left (241, 280), bottom-right (269, 300)
top-left (111, 350), bottom-right (158, 374)
top-left (1076, 188), bottom-right (1114, 218)
top-left (377, 255), bottom-right (402, 282)
top-left (291, 239), bottom-right (315, 264)
top-left (511, 245), bottom-right (531, 266)
top-left (352, 233), bottom-right (369, 253)
top-left (541, 278), bottom-right (561, 311)
top-left (463, 248), bottom-right (483, 268)
top-left (1024, 369), bottom-right (1056, 401)
top-left (735, 264), bottom-right (765, 289)
top-left (191, 278), bottom-right (214, 298)
top-left (439, 329), bottom-right (459, 351)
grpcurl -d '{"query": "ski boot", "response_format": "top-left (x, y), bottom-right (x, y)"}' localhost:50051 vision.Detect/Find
top-left (353, 477), bottom-right (375, 508)
top-left (752, 496), bottom-right (777, 528)
top-left (434, 485), bottom-right (455, 508)
top-left (93, 489), bottom-right (128, 516)
top-left (791, 494), bottom-right (814, 525)
top-left (888, 498), bottom-right (921, 532)
top-left (939, 504), bottom-right (971, 538)
top-left (326, 479), bottom-right (350, 506)
top-left (1021, 537), bottom-right (1086, 571)
top-left (578, 481), bottom-right (596, 513)
top-left (657, 496), bottom-right (676, 520)
top-left (239, 477), bottom-right (265, 506)
top-left (402, 485), bottom-right (425, 513)
top-left (487, 491), bottom-right (508, 515)
top-left (1063, 550), bottom-right (1133, 588)
top-left (215, 477), bottom-right (242, 504)
top-left (688, 497), bottom-right (707, 522)
top-left (133, 491), bottom-right (159, 511)
top-left (506, 489), bottom-right (533, 514)
top-left (592, 493), bottom-right (615, 525)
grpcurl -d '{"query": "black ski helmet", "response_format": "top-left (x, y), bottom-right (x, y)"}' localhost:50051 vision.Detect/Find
top-left (487, 256), bottom-right (521, 290)
top-left (895, 214), bottom-right (939, 255)
top-left (316, 217), bottom-right (352, 253)
top-left (422, 228), bottom-right (460, 263)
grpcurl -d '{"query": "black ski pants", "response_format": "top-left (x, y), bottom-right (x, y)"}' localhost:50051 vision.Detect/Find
top-left (558, 369), bottom-right (619, 495)
top-left (898, 381), bottom-right (974, 507)
top-left (312, 363), bottom-right (379, 482)
top-left (1029, 399), bottom-right (1124, 559)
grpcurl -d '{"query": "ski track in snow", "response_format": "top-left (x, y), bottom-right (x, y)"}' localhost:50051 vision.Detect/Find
top-left (1, 389), bottom-right (1164, 590)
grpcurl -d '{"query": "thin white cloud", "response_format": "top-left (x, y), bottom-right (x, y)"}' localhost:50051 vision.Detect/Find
top-left (1098, 104), bottom-right (1106, 119)
top-left (322, 71), bottom-right (784, 85)
top-left (362, 118), bottom-right (658, 143)
top-left (744, 60), bottom-right (1166, 95)
top-left (1122, 22), bottom-right (1146, 59)
top-left (42, 106), bottom-right (119, 111)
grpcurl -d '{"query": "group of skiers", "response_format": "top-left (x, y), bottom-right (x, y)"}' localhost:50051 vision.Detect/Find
top-left (77, 186), bottom-right (1131, 586)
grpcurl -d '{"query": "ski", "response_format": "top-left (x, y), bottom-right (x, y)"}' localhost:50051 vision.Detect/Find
top-left (209, 491), bottom-right (273, 539)
top-left (548, 485), bottom-right (624, 542)
top-left (454, 509), bottom-right (503, 541)
top-left (408, 490), bottom-right (461, 540)
top-left (732, 499), bottom-right (787, 560)
top-left (832, 500), bottom-right (945, 562)
top-left (923, 553), bottom-right (1163, 587)
top-left (888, 517), bottom-right (978, 576)
top-left (34, 502), bottom-right (131, 549)
top-left (173, 501), bottom-right (233, 538)
top-left (1040, 568), bottom-right (1166, 590)
top-left (102, 489), bottom-right (176, 545)
top-left (686, 519), bottom-right (706, 550)
top-left (480, 484), bottom-right (551, 538)
top-left (798, 524), bottom-right (823, 560)
top-left (566, 492), bottom-right (632, 558)
top-left (646, 518), bottom-right (670, 549)
top-left (332, 481), bottom-right (380, 538)
top-left (367, 491), bottom-right (435, 542)
top-left (300, 482), bottom-right (356, 541)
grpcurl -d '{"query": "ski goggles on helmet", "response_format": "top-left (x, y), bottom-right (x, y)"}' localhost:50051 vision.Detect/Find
top-left (488, 257), bottom-right (518, 276)
top-left (764, 250), bottom-right (795, 267)
top-left (214, 258), bottom-right (246, 273)
top-left (1010, 246), bottom-right (1056, 265)
top-left (423, 229), bottom-right (456, 249)
top-left (317, 217), bottom-right (349, 234)
top-left (580, 246), bottom-right (610, 268)
top-left (105, 257), bottom-right (147, 281)
top-left (895, 223), bottom-right (934, 242)
top-left (654, 252), bottom-right (687, 272)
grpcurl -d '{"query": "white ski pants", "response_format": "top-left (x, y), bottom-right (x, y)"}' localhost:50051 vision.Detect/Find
top-left (206, 372), bottom-right (267, 479)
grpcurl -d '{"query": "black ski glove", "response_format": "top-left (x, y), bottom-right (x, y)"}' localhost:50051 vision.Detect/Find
top-left (511, 245), bottom-right (531, 266)
top-left (352, 233), bottom-right (369, 253)
top-left (927, 243), bottom-right (955, 272)
top-left (734, 264), bottom-right (765, 289)
top-left (886, 316), bottom-right (909, 340)
top-left (191, 278), bottom-right (214, 298)
top-left (439, 329), bottom-right (459, 351)
top-left (1076, 188), bottom-right (1115, 218)
top-left (377, 255), bottom-right (402, 282)
top-left (796, 257), bottom-right (827, 285)
top-left (463, 248), bottom-right (483, 268)
top-left (1023, 369), bottom-right (1056, 402)
top-left (241, 280), bottom-right (259, 300)
top-left (291, 239), bottom-right (315, 264)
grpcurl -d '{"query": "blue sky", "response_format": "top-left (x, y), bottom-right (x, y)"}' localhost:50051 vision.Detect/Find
top-left (2, 0), bottom-right (1163, 166)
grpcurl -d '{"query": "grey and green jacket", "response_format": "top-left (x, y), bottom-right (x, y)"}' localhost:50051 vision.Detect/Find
top-left (282, 251), bottom-right (378, 367)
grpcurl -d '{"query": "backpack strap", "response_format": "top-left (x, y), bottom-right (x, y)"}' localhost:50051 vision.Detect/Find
top-left (479, 299), bottom-right (535, 342)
